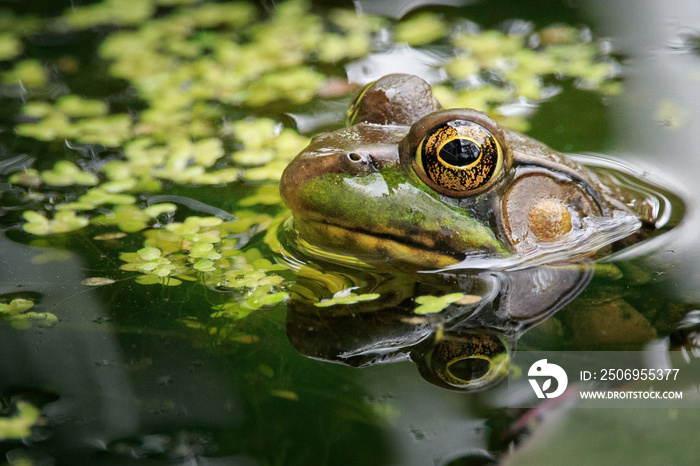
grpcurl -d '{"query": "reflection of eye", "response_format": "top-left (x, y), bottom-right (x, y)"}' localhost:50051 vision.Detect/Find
top-left (444, 356), bottom-right (492, 384)
top-left (411, 330), bottom-right (509, 391)
top-left (414, 119), bottom-right (505, 196)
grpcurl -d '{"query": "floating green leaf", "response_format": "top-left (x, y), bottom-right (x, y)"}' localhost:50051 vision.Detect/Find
top-left (0, 401), bottom-right (41, 440)
top-left (1, 59), bottom-right (47, 86)
top-left (56, 95), bottom-right (109, 117)
top-left (0, 298), bottom-right (58, 329)
top-left (137, 246), bottom-right (162, 261)
top-left (0, 32), bottom-right (21, 61)
top-left (193, 259), bottom-right (216, 272)
top-left (414, 293), bottom-right (465, 315)
top-left (22, 210), bottom-right (89, 235)
top-left (62, 0), bottom-right (156, 28)
top-left (92, 205), bottom-right (152, 232)
top-left (395, 13), bottom-right (446, 45)
top-left (0, 298), bottom-right (34, 316)
top-left (41, 161), bottom-right (99, 187)
top-left (315, 288), bottom-right (381, 307)
top-left (8, 169), bottom-right (42, 187)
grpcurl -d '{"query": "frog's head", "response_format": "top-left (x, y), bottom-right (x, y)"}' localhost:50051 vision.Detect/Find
top-left (280, 74), bottom-right (655, 269)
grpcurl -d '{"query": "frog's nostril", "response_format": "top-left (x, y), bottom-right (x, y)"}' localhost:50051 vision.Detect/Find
top-left (340, 151), bottom-right (376, 174)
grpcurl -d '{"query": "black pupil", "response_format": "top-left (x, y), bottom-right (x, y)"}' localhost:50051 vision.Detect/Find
top-left (438, 138), bottom-right (481, 167)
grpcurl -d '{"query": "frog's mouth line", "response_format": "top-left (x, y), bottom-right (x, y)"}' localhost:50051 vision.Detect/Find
top-left (295, 219), bottom-right (462, 269)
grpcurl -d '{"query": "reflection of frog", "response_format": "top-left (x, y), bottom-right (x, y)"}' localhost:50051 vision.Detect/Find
top-left (286, 265), bottom-right (594, 391)
top-left (285, 260), bottom-right (699, 391)
top-left (280, 74), bottom-right (677, 269)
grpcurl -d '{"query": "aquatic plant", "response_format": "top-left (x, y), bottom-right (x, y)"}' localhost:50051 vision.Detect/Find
top-left (0, 0), bottom-right (621, 332)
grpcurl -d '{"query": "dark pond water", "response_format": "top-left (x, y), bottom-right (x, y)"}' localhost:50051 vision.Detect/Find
top-left (1, 0), bottom-right (700, 465)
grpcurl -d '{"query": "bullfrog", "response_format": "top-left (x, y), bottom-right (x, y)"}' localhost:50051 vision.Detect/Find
top-left (280, 74), bottom-right (668, 269)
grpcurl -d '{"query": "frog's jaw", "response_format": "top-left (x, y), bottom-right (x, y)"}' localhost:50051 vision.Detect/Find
top-left (285, 168), bottom-right (510, 269)
top-left (291, 219), bottom-right (462, 269)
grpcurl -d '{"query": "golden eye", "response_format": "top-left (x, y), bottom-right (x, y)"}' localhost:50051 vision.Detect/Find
top-left (414, 119), bottom-right (505, 197)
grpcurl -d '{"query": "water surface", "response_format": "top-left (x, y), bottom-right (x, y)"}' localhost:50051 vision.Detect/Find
top-left (1, 0), bottom-right (699, 465)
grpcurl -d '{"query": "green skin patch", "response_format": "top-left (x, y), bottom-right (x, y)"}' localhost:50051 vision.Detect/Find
top-left (296, 165), bottom-right (510, 263)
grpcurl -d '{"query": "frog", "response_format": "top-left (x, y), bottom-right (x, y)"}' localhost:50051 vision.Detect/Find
top-left (279, 74), bottom-right (673, 269)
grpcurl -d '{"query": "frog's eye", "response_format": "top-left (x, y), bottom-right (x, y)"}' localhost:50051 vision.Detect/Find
top-left (413, 118), bottom-right (505, 197)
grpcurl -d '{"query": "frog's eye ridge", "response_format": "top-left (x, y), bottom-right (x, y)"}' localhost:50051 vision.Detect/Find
top-left (346, 81), bottom-right (373, 125)
top-left (414, 118), bottom-right (504, 197)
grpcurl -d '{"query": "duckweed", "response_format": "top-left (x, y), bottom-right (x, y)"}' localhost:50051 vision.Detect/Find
top-left (414, 293), bottom-right (465, 314)
top-left (56, 96), bottom-right (110, 118)
top-left (440, 25), bottom-right (620, 126)
top-left (0, 298), bottom-right (34, 315)
top-left (1, 59), bottom-right (47, 87)
top-left (41, 161), bottom-right (99, 187)
top-left (394, 13), bottom-right (446, 45)
top-left (0, 9), bottom-right (42, 35)
top-left (238, 185), bottom-right (283, 207)
top-left (22, 210), bottom-right (89, 235)
top-left (16, 111), bottom-right (133, 146)
top-left (241, 67), bottom-right (326, 106)
top-left (269, 390), bottom-right (299, 401)
top-left (0, 32), bottom-right (21, 61)
top-left (30, 247), bottom-right (75, 265)
top-left (62, 0), bottom-right (156, 28)
top-left (1, 0), bottom-right (623, 331)
top-left (61, 189), bottom-right (136, 211)
top-left (0, 298), bottom-right (59, 329)
top-left (9, 169), bottom-right (42, 187)
top-left (0, 401), bottom-right (41, 440)
top-left (6, 0), bottom-right (618, 235)
top-left (315, 288), bottom-right (381, 307)
top-left (655, 99), bottom-right (690, 130)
